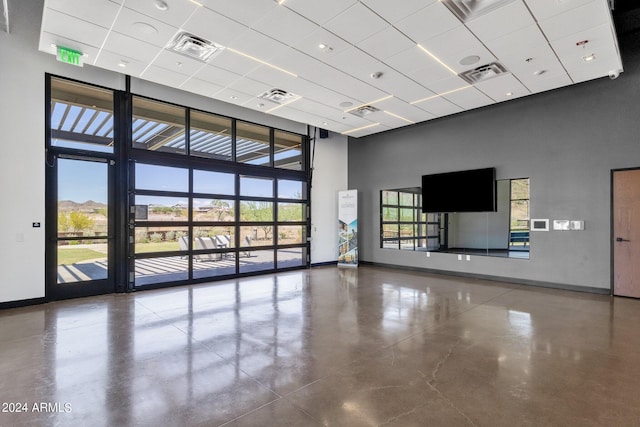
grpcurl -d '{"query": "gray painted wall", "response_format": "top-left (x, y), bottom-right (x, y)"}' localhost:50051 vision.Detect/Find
top-left (348, 32), bottom-right (640, 291)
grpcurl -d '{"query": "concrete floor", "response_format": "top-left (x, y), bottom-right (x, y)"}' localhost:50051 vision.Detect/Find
top-left (1, 265), bottom-right (639, 426)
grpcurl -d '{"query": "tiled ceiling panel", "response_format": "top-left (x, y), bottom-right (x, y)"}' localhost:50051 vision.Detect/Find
top-left (40, 0), bottom-right (623, 138)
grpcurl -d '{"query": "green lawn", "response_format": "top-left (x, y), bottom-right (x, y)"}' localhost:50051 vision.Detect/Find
top-left (135, 241), bottom-right (180, 253)
top-left (58, 248), bottom-right (106, 265)
top-left (58, 242), bottom-right (181, 265)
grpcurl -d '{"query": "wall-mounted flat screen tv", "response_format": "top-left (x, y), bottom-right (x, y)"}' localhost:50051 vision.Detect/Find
top-left (422, 167), bottom-right (496, 213)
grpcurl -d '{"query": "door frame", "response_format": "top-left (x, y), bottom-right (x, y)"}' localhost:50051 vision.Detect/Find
top-left (45, 154), bottom-right (116, 300)
top-left (610, 166), bottom-right (640, 296)
top-left (45, 74), bottom-right (128, 301)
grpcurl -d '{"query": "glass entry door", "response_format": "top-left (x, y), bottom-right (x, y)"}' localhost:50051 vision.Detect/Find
top-left (48, 156), bottom-right (114, 299)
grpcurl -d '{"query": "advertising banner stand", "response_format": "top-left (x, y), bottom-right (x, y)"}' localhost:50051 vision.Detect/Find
top-left (338, 190), bottom-right (358, 268)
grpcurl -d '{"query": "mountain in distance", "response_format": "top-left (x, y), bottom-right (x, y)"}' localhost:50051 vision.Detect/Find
top-left (58, 200), bottom-right (107, 212)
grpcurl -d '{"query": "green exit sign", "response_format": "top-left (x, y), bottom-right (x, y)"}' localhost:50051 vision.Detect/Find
top-left (56, 46), bottom-right (84, 67)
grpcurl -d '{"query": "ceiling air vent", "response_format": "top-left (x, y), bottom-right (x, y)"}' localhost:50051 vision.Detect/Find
top-left (441, 0), bottom-right (515, 22)
top-left (459, 62), bottom-right (508, 84)
top-left (166, 31), bottom-right (225, 63)
top-left (349, 105), bottom-right (380, 118)
top-left (259, 88), bottom-right (301, 104)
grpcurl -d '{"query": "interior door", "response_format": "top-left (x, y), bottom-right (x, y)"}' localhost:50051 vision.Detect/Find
top-left (47, 155), bottom-right (114, 300)
top-left (613, 168), bottom-right (640, 297)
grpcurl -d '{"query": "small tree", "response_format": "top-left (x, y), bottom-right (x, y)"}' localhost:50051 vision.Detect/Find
top-left (69, 211), bottom-right (94, 232)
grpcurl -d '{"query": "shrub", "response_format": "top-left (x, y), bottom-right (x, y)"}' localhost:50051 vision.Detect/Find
top-left (165, 230), bottom-right (176, 241)
top-left (150, 232), bottom-right (163, 243)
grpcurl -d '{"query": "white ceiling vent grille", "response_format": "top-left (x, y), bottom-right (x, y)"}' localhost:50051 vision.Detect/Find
top-left (349, 105), bottom-right (380, 118)
top-left (166, 31), bottom-right (225, 63)
top-left (459, 62), bottom-right (509, 84)
top-left (259, 88), bottom-right (300, 104)
top-left (441, 0), bottom-right (515, 22)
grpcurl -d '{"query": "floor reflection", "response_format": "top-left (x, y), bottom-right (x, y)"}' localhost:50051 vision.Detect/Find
top-left (1, 266), bottom-right (640, 426)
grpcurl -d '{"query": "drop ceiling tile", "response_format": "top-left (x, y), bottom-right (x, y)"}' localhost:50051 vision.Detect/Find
top-left (374, 97), bottom-right (436, 122)
top-left (94, 49), bottom-right (148, 76)
top-left (395, 2), bottom-right (461, 44)
top-left (550, 23), bottom-right (622, 82)
top-left (517, 71), bottom-right (572, 93)
top-left (324, 3), bottom-right (389, 45)
top-left (524, 0), bottom-right (594, 22)
top-left (292, 27), bottom-right (352, 61)
top-left (270, 106), bottom-right (329, 129)
top-left (424, 76), bottom-right (470, 95)
top-left (198, 0), bottom-right (278, 27)
top-left (322, 47), bottom-right (385, 81)
top-left (141, 64), bottom-right (190, 87)
top-left (193, 62), bottom-right (244, 87)
top-left (180, 78), bottom-right (224, 98)
top-left (42, 8), bottom-right (109, 48)
top-left (102, 31), bottom-right (161, 63)
top-left (441, 45), bottom-right (498, 74)
top-left (39, 32), bottom-right (100, 61)
top-left (421, 26), bottom-right (483, 60)
top-left (215, 88), bottom-right (261, 107)
top-left (414, 96), bottom-right (463, 117)
top-left (406, 64), bottom-right (457, 88)
top-left (466, 0), bottom-right (536, 41)
top-left (344, 123), bottom-right (390, 138)
top-left (287, 80), bottom-right (362, 111)
top-left (226, 77), bottom-right (274, 99)
top-left (113, 0), bottom-right (198, 28)
top-left (385, 46), bottom-right (443, 74)
top-left (442, 87), bottom-right (495, 109)
top-left (357, 27), bottom-right (415, 60)
top-left (538, 0), bottom-right (609, 42)
top-left (484, 25), bottom-right (556, 66)
top-left (373, 75), bottom-right (435, 104)
top-left (361, 0), bottom-right (438, 24)
top-left (503, 53), bottom-right (567, 80)
top-left (473, 74), bottom-right (530, 101)
top-left (284, 0), bottom-right (357, 25)
top-left (182, 6), bottom-right (248, 47)
top-left (228, 29), bottom-right (289, 62)
top-left (252, 6), bottom-right (319, 47)
top-left (287, 98), bottom-right (345, 119)
top-left (207, 49), bottom-right (261, 76)
top-left (243, 65), bottom-right (300, 94)
top-left (111, 7), bottom-right (179, 48)
top-left (152, 49), bottom-right (207, 77)
top-left (49, 0), bottom-right (120, 28)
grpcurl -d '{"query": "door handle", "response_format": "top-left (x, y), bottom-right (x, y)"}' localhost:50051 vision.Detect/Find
top-left (616, 237), bottom-right (630, 242)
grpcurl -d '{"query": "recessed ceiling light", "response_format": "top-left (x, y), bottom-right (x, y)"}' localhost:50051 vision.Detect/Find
top-left (118, 60), bottom-right (129, 68)
top-left (533, 70), bottom-right (546, 76)
top-left (339, 101), bottom-right (353, 108)
top-left (154, 0), bottom-right (168, 11)
top-left (230, 95), bottom-right (238, 100)
top-left (506, 92), bottom-right (513, 96)
top-left (318, 43), bottom-right (333, 53)
top-left (176, 62), bottom-right (183, 67)
top-left (460, 55), bottom-right (480, 66)
top-left (583, 54), bottom-right (596, 62)
top-left (322, 121), bottom-right (328, 126)
top-left (257, 103), bottom-right (265, 108)
top-left (370, 71), bottom-right (383, 79)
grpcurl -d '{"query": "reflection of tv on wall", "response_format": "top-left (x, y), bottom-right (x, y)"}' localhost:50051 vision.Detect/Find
top-left (422, 167), bottom-right (497, 213)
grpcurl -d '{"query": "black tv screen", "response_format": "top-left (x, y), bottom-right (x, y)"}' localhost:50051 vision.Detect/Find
top-left (422, 167), bottom-right (496, 213)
